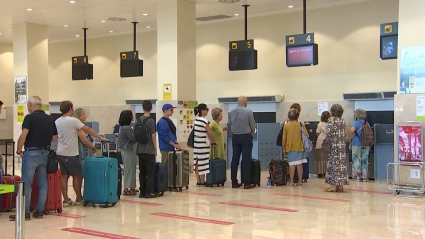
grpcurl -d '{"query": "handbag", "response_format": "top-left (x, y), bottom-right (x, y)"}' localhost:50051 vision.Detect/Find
top-left (300, 123), bottom-right (313, 152)
top-left (46, 147), bottom-right (58, 174)
top-left (321, 137), bottom-right (331, 154)
top-left (187, 128), bottom-right (195, 149)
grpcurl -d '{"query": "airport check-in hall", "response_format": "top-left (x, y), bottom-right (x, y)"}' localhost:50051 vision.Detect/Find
top-left (0, 0), bottom-right (425, 238)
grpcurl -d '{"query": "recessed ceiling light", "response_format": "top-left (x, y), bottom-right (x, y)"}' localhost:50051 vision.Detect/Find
top-left (8, 30), bottom-right (12, 32)
top-left (0, 33), bottom-right (3, 36)
top-left (146, 26), bottom-right (151, 29)
top-left (75, 34), bottom-right (80, 37)
top-left (26, 8), bottom-right (33, 12)
top-left (109, 30), bottom-right (114, 33)
top-left (234, 13), bottom-right (240, 16)
top-left (142, 13), bottom-right (148, 16)
top-left (64, 25), bottom-right (69, 27)
top-left (69, 0), bottom-right (76, 3)
top-left (100, 20), bottom-right (106, 23)
top-left (288, 5), bottom-right (294, 8)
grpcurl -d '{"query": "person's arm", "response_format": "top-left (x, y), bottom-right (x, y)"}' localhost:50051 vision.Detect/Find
top-left (16, 129), bottom-right (29, 156)
top-left (205, 124), bottom-right (216, 144)
top-left (316, 123), bottom-right (321, 137)
top-left (81, 126), bottom-right (108, 141)
top-left (348, 122), bottom-right (357, 142)
top-left (52, 121), bottom-right (58, 142)
top-left (124, 127), bottom-right (137, 143)
top-left (78, 129), bottom-right (95, 150)
top-left (249, 111), bottom-right (256, 134)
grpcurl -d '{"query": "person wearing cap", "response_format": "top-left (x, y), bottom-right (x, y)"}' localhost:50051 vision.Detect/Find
top-left (157, 104), bottom-right (181, 166)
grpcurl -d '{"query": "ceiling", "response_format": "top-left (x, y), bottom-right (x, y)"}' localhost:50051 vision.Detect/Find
top-left (0, 0), bottom-right (370, 43)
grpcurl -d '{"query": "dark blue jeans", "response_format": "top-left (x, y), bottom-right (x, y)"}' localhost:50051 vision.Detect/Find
top-left (231, 134), bottom-right (253, 185)
top-left (21, 149), bottom-right (49, 214)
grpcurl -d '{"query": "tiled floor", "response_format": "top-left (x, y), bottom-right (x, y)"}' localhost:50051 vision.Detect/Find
top-left (1, 164), bottom-right (425, 239)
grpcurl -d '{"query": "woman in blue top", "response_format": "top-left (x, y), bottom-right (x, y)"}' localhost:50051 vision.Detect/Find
top-left (349, 109), bottom-right (370, 182)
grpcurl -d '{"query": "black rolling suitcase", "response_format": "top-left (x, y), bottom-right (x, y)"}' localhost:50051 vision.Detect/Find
top-left (154, 163), bottom-right (168, 196)
top-left (294, 157), bottom-right (310, 183)
top-left (251, 159), bottom-right (261, 186)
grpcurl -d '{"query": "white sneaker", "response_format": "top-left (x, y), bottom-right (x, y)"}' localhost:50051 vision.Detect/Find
top-left (63, 200), bottom-right (76, 207)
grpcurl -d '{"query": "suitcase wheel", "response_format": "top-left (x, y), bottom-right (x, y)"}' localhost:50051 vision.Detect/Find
top-left (186, 186), bottom-right (189, 189)
top-left (103, 203), bottom-right (110, 208)
top-left (44, 209), bottom-right (50, 215)
top-left (112, 203), bottom-right (117, 206)
top-left (303, 179), bottom-right (307, 183)
top-left (178, 188), bottom-right (182, 192)
top-left (221, 183), bottom-right (225, 186)
top-left (83, 202), bottom-right (89, 207)
top-left (56, 208), bottom-right (63, 213)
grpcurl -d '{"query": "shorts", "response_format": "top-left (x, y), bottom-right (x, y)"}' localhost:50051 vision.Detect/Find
top-left (57, 155), bottom-right (81, 176)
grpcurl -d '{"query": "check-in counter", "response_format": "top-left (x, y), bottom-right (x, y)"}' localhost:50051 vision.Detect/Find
top-left (374, 124), bottom-right (394, 181)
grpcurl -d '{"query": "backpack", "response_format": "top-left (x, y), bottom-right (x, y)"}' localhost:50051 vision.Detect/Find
top-left (134, 117), bottom-right (150, 144)
top-left (356, 121), bottom-right (374, 147)
top-left (300, 123), bottom-right (313, 152)
top-left (187, 129), bottom-right (195, 148)
top-left (276, 122), bottom-right (286, 146)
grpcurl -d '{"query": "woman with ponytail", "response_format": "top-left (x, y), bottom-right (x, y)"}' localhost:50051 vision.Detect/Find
top-left (193, 104), bottom-right (216, 186)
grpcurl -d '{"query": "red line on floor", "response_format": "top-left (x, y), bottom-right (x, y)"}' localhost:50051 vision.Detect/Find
top-left (219, 202), bottom-right (298, 212)
top-left (120, 199), bottom-right (162, 206)
top-left (318, 187), bottom-right (392, 195)
top-left (274, 193), bottom-right (350, 202)
top-left (62, 227), bottom-right (139, 239)
top-left (180, 191), bottom-right (223, 196)
top-left (151, 213), bottom-right (234, 225)
top-left (51, 213), bottom-right (85, 219)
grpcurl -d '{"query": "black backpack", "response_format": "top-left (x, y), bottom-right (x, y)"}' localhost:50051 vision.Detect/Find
top-left (276, 122), bottom-right (286, 146)
top-left (134, 117), bottom-right (150, 143)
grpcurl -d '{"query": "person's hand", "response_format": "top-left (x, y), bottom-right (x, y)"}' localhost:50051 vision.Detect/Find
top-left (211, 142), bottom-right (217, 145)
top-left (155, 150), bottom-right (158, 157)
top-left (16, 150), bottom-right (24, 157)
top-left (101, 137), bottom-right (109, 143)
top-left (175, 144), bottom-right (182, 150)
top-left (223, 126), bottom-right (228, 131)
top-left (92, 148), bottom-right (97, 154)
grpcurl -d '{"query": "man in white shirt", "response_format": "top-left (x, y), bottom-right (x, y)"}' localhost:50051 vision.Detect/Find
top-left (56, 100), bottom-right (107, 206)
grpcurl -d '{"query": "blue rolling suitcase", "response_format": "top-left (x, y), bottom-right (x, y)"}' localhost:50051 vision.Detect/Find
top-left (83, 156), bottom-right (119, 208)
top-left (154, 163), bottom-right (168, 197)
top-left (294, 157), bottom-right (310, 183)
top-left (206, 147), bottom-right (226, 187)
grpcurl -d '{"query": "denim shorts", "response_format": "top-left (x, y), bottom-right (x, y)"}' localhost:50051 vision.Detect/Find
top-left (57, 155), bottom-right (81, 176)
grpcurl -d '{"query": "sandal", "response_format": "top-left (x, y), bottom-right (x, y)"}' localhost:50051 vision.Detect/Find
top-left (325, 187), bottom-right (336, 192)
top-left (129, 189), bottom-right (137, 195)
top-left (123, 190), bottom-right (131, 195)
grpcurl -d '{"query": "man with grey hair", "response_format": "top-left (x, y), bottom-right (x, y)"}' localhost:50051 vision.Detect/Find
top-left (10, 96), bottom-right (58, 221)
top-left (228, 96), bottom-right (256, 189)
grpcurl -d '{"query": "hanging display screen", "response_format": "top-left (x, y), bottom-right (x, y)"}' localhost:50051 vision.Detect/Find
top-left (286, 44), bottom-right (318, 67)
top-left (380, 35), bottom-right (398, 60)
top-left (229, 50), bottom-right (258, 71)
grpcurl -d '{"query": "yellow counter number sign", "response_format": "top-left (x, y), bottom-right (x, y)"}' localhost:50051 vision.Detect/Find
top-left (247, 41), bottom-right (251, 49)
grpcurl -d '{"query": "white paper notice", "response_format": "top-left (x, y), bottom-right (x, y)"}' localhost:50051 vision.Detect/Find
top-left (318, 102), bottom-right (329, 118)
top-left (416, 96), bottom-right (425, 120)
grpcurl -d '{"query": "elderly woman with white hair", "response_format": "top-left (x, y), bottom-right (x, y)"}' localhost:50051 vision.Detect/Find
top-left (349, 108), bottom-right (370, 182)
top-left (73, 108), bottom-right (96, 177)
top-left (209, 107), bottom-right (228, 160)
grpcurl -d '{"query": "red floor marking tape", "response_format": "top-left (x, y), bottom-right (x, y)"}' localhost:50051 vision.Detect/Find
top-left (274, 193), bottom-right (350, 202)
top-left (51, 213), bottom-right (85, 219)
top-left (318, 187), bottom-right (392, 195)
top-left (62, 227), bottom-right (140, 239)
top-left (180, 191), bottom-right (223, 197)
top-left (219, 202), bottom-right (298, 212)
top-left (151, 213), bottom-right (234, 225)
top-left (120, 199), bottom-right (162, 206)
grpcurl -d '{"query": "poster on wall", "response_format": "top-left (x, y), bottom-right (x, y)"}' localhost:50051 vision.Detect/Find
top-left (318, 102), bottom-right (329, 118)
top-left (14, 76), bottom-right (27, 104)
top-left (17, 105), bottom-right (25, 123)
top-left (416, 96), bottom-right (425, 120)
top-left (398, 125), bottom-right (422, 162)
top-left (177, 109), bottom-right (195, 142)
top-left (400, 46), bottom-right (425, 94)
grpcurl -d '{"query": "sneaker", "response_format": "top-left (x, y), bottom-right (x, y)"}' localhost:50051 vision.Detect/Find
top-left (33, 211), bottom-right (44, 219)
top-left (144, 192), bottom-right (158, 198)
top-left (75, 199), bottom-right (85, 206)
top-left (9, 213), bottom-right (31, 221)
top-left (63, 200), bottom-right (76, 207)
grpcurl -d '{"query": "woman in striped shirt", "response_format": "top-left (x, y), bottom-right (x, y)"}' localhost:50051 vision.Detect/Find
top-left (193, 104), bottom-right (216, 186)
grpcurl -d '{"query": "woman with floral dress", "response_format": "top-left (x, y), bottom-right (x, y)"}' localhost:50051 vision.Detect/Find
top-left (325, 104), bottom-right (349, 192)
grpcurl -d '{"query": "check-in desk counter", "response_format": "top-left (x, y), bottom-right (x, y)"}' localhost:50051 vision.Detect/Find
top-left (304, 122), bottom-right (319, 174)
top-left (227, 123), bottom-right (281, 170)
top-left (374, 124), bottom-right (394, 181)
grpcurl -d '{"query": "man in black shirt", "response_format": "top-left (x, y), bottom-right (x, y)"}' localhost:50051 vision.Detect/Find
top-left (9, 96), bottom-right (58, 221)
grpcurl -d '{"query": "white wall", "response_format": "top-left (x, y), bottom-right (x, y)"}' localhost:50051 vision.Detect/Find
top-left (0, 43), bottom-right (14, 106)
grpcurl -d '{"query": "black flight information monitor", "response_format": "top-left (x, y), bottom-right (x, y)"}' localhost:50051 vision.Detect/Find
top-left (228, 39), bottom-right (257, 71)
top-left (120, 51), bottom-right (144, 78)
top-left (285, 33), bottom-right (318, 67)
top-left (72, 56), bottom-right (93, 80)
top-left (380, 22), bottom-right (398, 60)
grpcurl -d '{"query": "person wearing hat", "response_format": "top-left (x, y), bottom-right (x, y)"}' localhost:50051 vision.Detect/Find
top-left (157, 104), bottom-right (181, 166)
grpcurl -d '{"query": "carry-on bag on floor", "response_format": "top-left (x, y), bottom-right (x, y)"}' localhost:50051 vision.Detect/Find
top-left (168, 150), bottom-right (190, 191)
top-left (1, 175), bottom-right (21, 212)
top-left (206, 146), bottom-right (226, 187)
top-left (250, 159), bottom-right (261, 187)
top-left (269, 159), bottom-right (288, 186)
top-left (294, 157), bottom-right (310, 183)
top-left (102, 134), bottom-right (123, 165)
top-left (154, 163), bottom-right (168, 196)
top-left (30, 170), bottom-right (63, 214)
